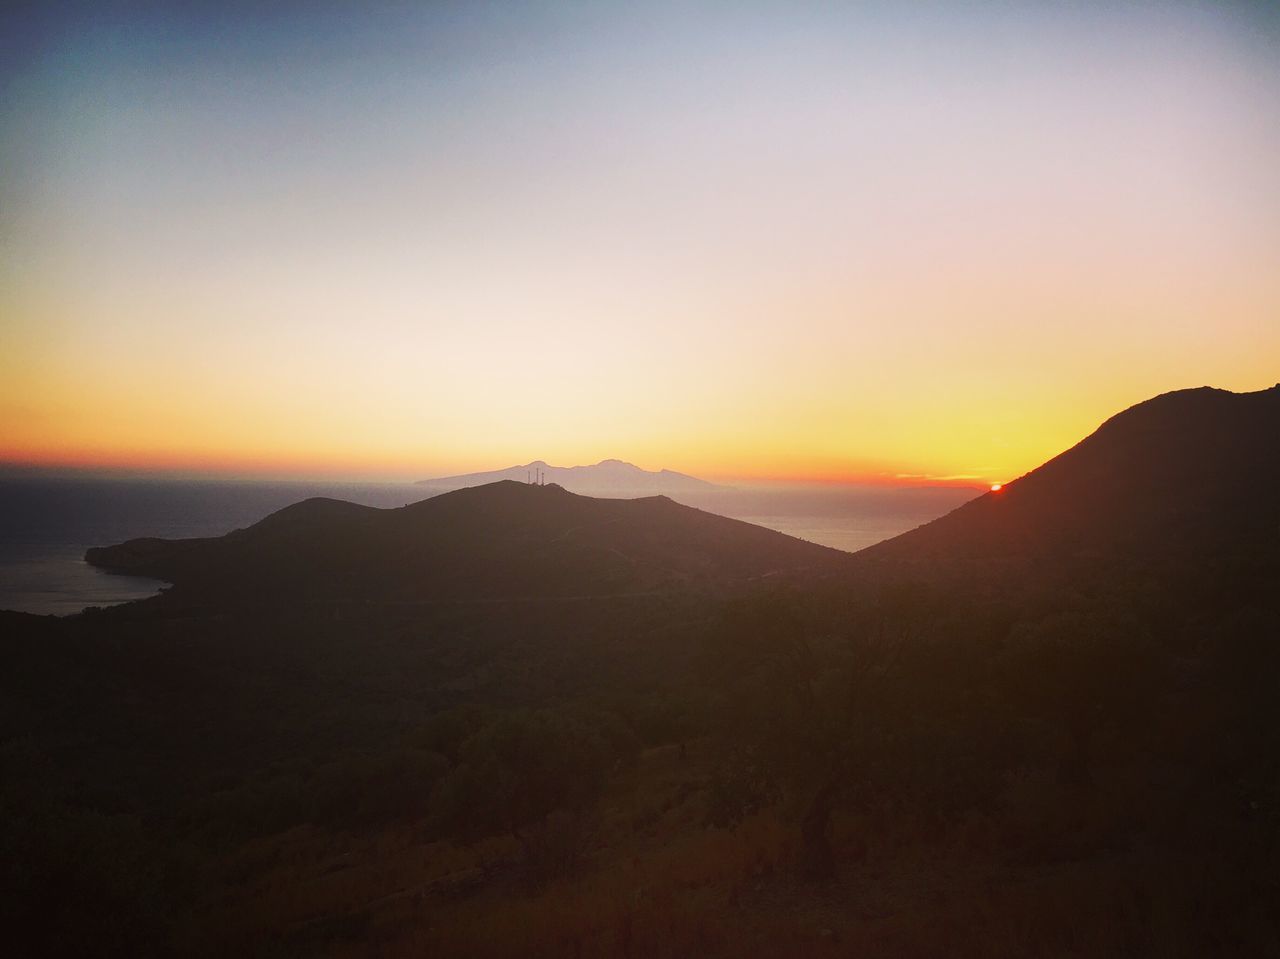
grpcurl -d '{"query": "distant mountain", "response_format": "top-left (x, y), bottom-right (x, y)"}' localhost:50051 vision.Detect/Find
top-left (855, 385), bottom-right (1280, 608)
top-left (417, 459), bottom-right (725, 494)
top-left (86, 481), bottom-right (841, 605)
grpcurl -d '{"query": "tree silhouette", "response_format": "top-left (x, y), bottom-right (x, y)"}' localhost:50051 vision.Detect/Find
top-left (705, 591), bottom-right (906, 879)
top-left (430, 708), bottom-right (637, 883)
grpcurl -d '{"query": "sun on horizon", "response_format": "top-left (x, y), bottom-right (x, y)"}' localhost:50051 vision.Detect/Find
top-left (2, 2), bottom-right (1278, 487)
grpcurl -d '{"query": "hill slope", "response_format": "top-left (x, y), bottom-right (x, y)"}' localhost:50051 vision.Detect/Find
top-left (855, 385), bottom-right (1280, 607)
top-left (418, 459), bottom-right (725, 494)
top-left (86, 481), bottom-right (841, 604)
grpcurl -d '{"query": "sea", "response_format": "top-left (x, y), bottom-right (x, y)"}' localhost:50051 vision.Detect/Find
top-left (0, 476), bottom-right (978, 616)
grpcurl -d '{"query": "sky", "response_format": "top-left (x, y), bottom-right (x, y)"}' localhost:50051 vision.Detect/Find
top-left (2, 1), bottom-right (1278, 486)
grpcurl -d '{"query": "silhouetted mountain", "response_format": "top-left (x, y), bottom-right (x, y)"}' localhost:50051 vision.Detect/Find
top-left (418, 459), bottom-right (725, 494)
top-left (16, 387), bottom-right (1280, 956)
top-left (856, 385), bottom-right (1280, 607)
top-left (86, 481), bottom-right (840, 604)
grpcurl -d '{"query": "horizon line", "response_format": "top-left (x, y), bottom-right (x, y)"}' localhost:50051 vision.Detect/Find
top-left (0, 457), bottom-right (990, 491)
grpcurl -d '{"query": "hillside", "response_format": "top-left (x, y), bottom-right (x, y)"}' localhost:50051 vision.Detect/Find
top-left (854, 385), bottom-right (1280, 609)
top-left (10, 387), bottom-right (1280, 957)
top-left (418, 459), bottom-right (725, 494)
top-left (86, 480), bottom-right (842, 605)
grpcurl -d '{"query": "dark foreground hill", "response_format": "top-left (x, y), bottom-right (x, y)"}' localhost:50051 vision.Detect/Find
top-left (855, 385), bottom-right (1280, 613)
top-left (7, 386), bottom-right (1280, 958)
top-left (86, 480), bottom-right (843, 605)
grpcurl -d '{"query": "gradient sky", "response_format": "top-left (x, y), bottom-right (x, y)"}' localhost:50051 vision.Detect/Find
top-left (2, 1), bottom-right (1278, 485)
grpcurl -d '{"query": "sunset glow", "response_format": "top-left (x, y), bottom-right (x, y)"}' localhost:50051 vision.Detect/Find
top-left (3, 2), bottom-right (1278, 486)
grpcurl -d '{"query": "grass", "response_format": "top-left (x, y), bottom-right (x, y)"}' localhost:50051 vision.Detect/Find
top-left (175, 741), bottom-right (1280, 958)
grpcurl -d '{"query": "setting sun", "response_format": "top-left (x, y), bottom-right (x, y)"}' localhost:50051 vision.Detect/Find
top-left (3, 3), bottom-right (1279, 953)
top-left (3, 2), bottom-right (1278, 486)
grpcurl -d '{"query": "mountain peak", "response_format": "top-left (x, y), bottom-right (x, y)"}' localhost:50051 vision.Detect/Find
top-left (87, 480), bottom-right (840, 605)
top-left (418, 459), bottom-right (725, 494)
top-left (856, 384), bottom-right (1280, 601)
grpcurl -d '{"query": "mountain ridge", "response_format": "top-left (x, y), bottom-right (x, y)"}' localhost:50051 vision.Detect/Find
top-left (417, 458), bottom-right (726, 494)
top-left (852, 384), bottom-right (1280, 610)
top-left (86, 480), bottom-right (842, 605)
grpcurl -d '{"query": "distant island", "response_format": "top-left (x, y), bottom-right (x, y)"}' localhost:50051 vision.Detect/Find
top-left (417, 458), bottom-right (727, 494)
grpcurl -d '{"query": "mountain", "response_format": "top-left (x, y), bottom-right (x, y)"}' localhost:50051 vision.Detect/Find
top-left (854, 385), bottom-right (1280, 607)
top-left (86, 481), bottom-right (841, 605)
top-left (23, 386), bottom-right (1280, 956)
top-left (417, 459), bottom-right (725, 494)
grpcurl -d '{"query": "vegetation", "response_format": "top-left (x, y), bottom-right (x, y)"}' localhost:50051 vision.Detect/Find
top-left (4, 387), bottom-right (1279, 955)
top-left (5, 562), bottom-right (1277, 956)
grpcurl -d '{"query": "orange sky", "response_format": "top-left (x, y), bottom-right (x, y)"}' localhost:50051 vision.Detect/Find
top-left (3, 3), bottom-right (1278, 486)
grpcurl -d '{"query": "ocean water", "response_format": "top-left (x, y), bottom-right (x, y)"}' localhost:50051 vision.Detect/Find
top-left (0, 477), bottom-right (977, 616)
top-left (0, 477), bottom-right (429, 616)
top-left (668, 486), bottom-right (978, 554)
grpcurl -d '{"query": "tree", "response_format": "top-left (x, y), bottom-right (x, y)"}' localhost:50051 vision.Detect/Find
top-left (430, 707), bottom-right (637, 884)
top-left (704, 590), bottom-right (906, 879)
top-left (998, 609), bottom-right (1154, 788)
